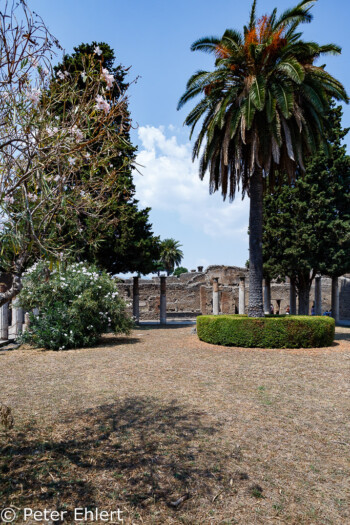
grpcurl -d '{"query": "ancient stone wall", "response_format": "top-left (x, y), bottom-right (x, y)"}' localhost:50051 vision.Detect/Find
top-left (118, 266), bottom-right (350, 320)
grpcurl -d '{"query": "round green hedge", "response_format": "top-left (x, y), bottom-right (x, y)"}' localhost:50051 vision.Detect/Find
top-left (196, 315), bottom-right (335, 348)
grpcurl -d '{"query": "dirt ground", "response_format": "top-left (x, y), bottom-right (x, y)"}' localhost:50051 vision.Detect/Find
top-left (0, 326), bottom-right (349, 524)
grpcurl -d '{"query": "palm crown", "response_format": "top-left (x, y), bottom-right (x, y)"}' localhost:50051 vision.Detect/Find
top-left (178, 0), bottom-right (348, 201)
top-left (159, 239), bottom-right (184, 275)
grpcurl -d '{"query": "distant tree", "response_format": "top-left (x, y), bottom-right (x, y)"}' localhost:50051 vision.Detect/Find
top-left (159, 239), bottom-right (184, 276)
top-left (263, 103), bottom-right (350, 314)
top-left (178, 0), bottom-right (348, 317)
top-left (173, 266), bottom-right (188, 277)
top-left (50, 42), bottom-right (161, 275)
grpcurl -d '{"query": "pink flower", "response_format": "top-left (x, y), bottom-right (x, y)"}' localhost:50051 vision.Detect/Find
top-left (95, 95), bottom-right (110, 114)
top-left (4, 196), bottom-right (14, 204)
top-left (46, 126), bottom-right (59, 137)
top-left (25, 88), bottom-right (41, 105)
top-left (101, 68), bottom-right (115, 90)
top-left (71, 125), bottom-right (84, 142)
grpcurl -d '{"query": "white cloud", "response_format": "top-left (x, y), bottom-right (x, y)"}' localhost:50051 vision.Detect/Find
top-left (135, 125), bottom-right (249, 240)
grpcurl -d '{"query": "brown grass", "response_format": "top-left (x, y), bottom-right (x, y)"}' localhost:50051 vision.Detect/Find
top-left (1, 326), bottom-right (349, 524)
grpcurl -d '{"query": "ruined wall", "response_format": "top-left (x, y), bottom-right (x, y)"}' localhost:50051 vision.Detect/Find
top-left (118, 266), bottom-right (350, 320)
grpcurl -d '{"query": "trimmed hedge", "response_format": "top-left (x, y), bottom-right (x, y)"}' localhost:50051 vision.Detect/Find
top-left (196, 315), bottom-right (335, 348)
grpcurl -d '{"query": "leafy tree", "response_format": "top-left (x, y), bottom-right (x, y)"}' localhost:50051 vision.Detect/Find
top-left (178, 0), bottom-right (347, 317)
top-left (50, 42), bottom-right (161, 275)
top-left (0, 3), bottom-right (133, 305)
top-left (159, 239), bottom-right (184, 276)
top-left (263, 102), bottom-right (350, 314)
top-left (173, 266), bottom-right (188, 277)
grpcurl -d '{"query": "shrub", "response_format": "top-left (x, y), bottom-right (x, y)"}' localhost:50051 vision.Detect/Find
top-left (173, 266), bottom-right (188, 277)
top-left (18, 261), bottom-right (134, 350)
top-left (196, 315), bottom-right (335, 348)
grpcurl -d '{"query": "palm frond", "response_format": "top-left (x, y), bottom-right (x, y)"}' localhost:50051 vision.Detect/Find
top-left (274, 0), bottom-right (316, 30)
top-left (249, 0), bottom-right (258, 30)
top-left (276, 57), bottom-right (305, 84)
top-left (191, 36), bottom-right (221, 53)
top-left (250, 75), bottom-right (266, 111)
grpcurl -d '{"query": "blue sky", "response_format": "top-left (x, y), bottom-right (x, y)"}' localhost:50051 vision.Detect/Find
top-left (30, 0), bottom-right (350, 272)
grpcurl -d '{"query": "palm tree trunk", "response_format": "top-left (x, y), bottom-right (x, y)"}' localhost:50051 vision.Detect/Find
top-left (248, 169), bottom-right (264, 317)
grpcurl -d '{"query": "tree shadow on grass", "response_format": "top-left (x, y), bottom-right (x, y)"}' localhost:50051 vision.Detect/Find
top-left (0, 397), bottom-right (240, 522)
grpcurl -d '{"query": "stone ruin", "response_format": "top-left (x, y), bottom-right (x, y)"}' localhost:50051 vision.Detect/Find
top-left (1, 265), bottom-right (350, 341)
top-left (118, 265), bottom-right (350, 321)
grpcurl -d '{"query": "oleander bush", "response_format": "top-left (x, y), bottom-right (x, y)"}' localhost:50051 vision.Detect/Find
top-left (18, 261), bottom-right (134, 350)
top-left (197, 315), bottom-right (335, 348)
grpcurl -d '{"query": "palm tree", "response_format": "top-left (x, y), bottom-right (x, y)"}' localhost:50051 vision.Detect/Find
top-left (159, 239), bottom-right (184, 275)
top-left (178, 0), bottom-right (348, 317)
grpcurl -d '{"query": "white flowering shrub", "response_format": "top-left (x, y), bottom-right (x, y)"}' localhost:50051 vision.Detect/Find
top-left (18, 262), bottom-right (133, 350)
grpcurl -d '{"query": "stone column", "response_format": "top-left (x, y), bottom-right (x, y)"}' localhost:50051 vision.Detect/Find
top-left (239, 277), bottom-right (246, 315)
top-left (12, 299), bottom-right (24, 336)
top-left (331, 276), bottom-right (339, 323)
top-left (160, 276), bottom-right (166, 324)
top-left (289, 279), bottom-right (297, 315)
top-left (23, 312), bottom-right (30, 332)
top-left (132, 277), bottom-right (140, 323)
top-left (0, 303), bottom-right (9, 340)
top-left (0, 283), bottom-right (9, 340)
top-left (212, 278), bottom-right (219, 315)
top-left (263, 278), bottom-right (271, 315)
top-left (315, 276), bottom-right (322, 316)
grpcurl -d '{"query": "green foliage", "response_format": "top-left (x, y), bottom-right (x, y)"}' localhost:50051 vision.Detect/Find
top-left (159, 239), bottom-right (184, 275)
top-left (197, 315), bottom-right (335, 348)
top-left (178, 1), bottom-right (348, 201)
top-left (52, 42), bottom-right (160, 275)
top-left (173, 266), bottom-right (189, 277)
top-left (179, 0), bottom-right (347, 317)
top-left (263, 103), bottom-right (350, 301)
top-left (18, 262), bottom-right (133, 350)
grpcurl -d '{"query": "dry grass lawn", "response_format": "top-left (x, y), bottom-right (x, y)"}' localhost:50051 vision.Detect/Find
top-left (0, 325), bottom-right (349, 524)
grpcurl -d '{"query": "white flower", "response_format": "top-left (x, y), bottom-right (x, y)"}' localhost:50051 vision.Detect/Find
top-left (57, 70), bottom-right (65, 80)
top-left (81, 71), bottom-right (88, 82)
top-left (68, 157), bottom-right (76, 166)
top-left (94, 46), bottom-right (102, 56)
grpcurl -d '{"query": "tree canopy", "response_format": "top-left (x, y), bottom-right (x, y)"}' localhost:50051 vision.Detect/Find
top-left (50, 42), bottom-right (161, 275)
top-left (263, 102), bottom-right (350, 313)
top-left (0, 3), bottom-right (135, 304)
top-left (159, 239), bottom-right (184, 276)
